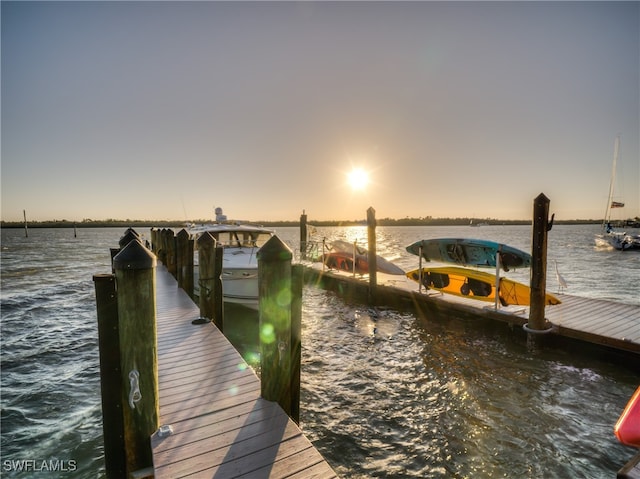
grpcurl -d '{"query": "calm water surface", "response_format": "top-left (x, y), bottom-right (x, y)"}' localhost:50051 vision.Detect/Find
top-left (1, 225), bottom-right (638, 478)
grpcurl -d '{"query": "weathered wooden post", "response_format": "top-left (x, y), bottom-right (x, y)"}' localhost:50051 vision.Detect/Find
top-left (112, 239), bottom-right (158, 475)
top-left (117, 230), bottom-right (139, 269)
top-left (120, 228), bottom-right (140, 247)
top-left (527, 193), bottom-right (554, 344)
top-left (367, 206), bottom-right (378, 302)
top-left (196, 232), bottom-right (224, 330)
top-left (290, 264), bottom-right (303, 424)
top-left (164, 229), bottom-right (177, 277)
top-left (150, 228), bottom-right (158, 254)
top-left (110, 248), bottom-right (120, 273)
top-left (156, 229), bottom-right (167, 265)
top-left (213, 244), bottom-right (224, 329)
top-left (258, 236), bottom-right (301, 420)
top-left (176, 229), bottom-right (194, 299)
top-left (93, 273), bottom-right (126, 478)
top-left (299, 211), bottom-right (308, 260)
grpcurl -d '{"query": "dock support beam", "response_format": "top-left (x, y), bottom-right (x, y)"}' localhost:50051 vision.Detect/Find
top-left (93, 273), bottom-right (126, 479)
top-left (164, 229), bottom-right (177, 278)
top-left (528, 193), bottom-right (554, 345)
top-left (113, 239), bottom-right (159, 475)
top-left (258, 236), bottom-right (301, 421)
top-left (300, 211), bottom-right (308, 260)
top-left (290, 264), bottom-right (303, 424)
top-left (176, 229), bottom-right (194, 299)
top-left (197, 232), bottom-right (224, 330)
top-left (367, 206), bottom-right (377, 303)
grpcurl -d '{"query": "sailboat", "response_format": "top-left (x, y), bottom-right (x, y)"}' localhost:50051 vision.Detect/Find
top-left (596, 136), bottom-right (640, 251)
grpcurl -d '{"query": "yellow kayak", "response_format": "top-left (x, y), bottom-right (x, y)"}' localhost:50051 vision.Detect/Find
top-left (406, 266), bottom-right (561, 306)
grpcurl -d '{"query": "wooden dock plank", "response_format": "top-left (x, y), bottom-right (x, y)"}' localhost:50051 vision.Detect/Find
top-left (154, 401), bottom-right (283, 455)
top-left (546, 295), bottom-right (640, 345)
top-left (151, 266), bottom-right (337, 478)
top-left (154, 416), bottom-right (310, 477)
top-left (385, 271), bottom-right (640, 351)
top-left (307, 266), bottom-right (640, 354)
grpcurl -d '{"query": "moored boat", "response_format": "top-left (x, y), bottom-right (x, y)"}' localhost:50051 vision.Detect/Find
top-left (190, 209), bottom-right (274, 310)
top-left (597, 137), bottom-right (640, 251)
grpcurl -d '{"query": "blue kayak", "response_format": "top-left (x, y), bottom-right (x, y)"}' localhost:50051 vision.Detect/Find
top-left (406, 238), bottom-right (531, 271)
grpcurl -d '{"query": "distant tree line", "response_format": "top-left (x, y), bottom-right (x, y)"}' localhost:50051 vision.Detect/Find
top-left (1, 216), bottom-right (603, 229)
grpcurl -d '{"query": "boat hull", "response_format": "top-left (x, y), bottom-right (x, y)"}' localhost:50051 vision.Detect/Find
top-left (598, 232), bottom-right (640, 251)
top-left (221, 268), bottom-right (259, 310)
top-left (406, 238), bottom-right (531, 271)
top-left (406, 266), bottom-right (560, 306)
top-left (324, 240), bottom-right (405, 275)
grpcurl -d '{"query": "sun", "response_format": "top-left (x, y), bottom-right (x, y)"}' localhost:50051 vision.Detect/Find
top-left (347, 168), bottom-right (369, 191)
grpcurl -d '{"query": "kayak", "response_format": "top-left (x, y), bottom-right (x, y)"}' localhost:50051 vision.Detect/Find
top-left (615, 385), bottom-right (640, 448)
top-left (406, 238), bottom-right (531, 271)
top-left (406, 266), bottom-right (561, 306)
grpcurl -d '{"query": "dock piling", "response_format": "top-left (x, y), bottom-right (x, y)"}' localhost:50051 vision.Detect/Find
top-left (112, 239), bottom-right (159, 475)
top-left (164, 229), bottom-right (177, 278)
top-left (527, 193), bottom-right (554, 344)
top-left (257, 235), bottom-right (301, 420)
top-left (119, 228), bottom-right (140, 248)
top-left (176, 229), bottom-right (194, 299)
top-left (196, 232), bottom-right (224, 330)
top-left (290, 264), bottom-right (303, 424)
top-left (93, 273), bottom-right (126, 478)
top-left (367, 206), bottom-right (378, 302)
top-left (300, 210), bottom-right (308, 260)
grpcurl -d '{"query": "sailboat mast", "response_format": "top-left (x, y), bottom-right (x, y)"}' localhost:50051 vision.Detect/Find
top-left (603, 136), bottom-right (620, 227)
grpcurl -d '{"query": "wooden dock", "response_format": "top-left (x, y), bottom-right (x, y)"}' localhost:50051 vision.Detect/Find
top-left (545, 294), bottom-right (640, 352)
top-left (151, 265), bottom-right (337, 478)
top-left (303, 266), bottom-right (640, 355)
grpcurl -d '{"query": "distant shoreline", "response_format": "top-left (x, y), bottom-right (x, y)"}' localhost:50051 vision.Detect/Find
top-left (1, 218), bottom-right (603, 229)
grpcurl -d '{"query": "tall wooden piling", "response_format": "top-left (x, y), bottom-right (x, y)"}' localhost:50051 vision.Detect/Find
top-left (300, 211), bottom-right (308, 260)
top-left (149, 228), bottom-right (156, 253)
top-left (290, 264), bottom-right (303, 424)
top-left (367, 207), bottom-right (378, 301)
top-left (93, 273), bottom-right (126, 478)
top-left (197, 232), bottom-right (224, 330)
top-left (112, 239), bottom-right (158, 475)
top-left (257, 236), bottom-right (301, 420)
top-left (213, 244), bottom-right (223, 327)
top-left (176, 229), bottom-right (194, 299)
top-left (156, 229), bottom-right (167, 264)
top-left (119, 228), bottom-right (140, 249)
top-left (164, 229), bottom-right (177, 277)
top-left (528, 193), bottom-right (553, 339)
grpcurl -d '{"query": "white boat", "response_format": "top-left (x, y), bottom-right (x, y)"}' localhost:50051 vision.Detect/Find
top-left (191, 209), bottom-right (274, 309)
top-left (596, 137), bottom-right (640, 251)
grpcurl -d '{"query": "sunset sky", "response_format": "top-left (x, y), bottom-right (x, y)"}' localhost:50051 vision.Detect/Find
top-left (2, 1), bottom-right (639, 222)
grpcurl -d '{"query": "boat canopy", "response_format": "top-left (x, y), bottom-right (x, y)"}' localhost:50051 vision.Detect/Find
top-left (191, 224), bottom-right (273, 248)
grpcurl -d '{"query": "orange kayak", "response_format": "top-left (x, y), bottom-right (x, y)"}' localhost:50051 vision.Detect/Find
top-left (615, 386), bottom-right (640, 447)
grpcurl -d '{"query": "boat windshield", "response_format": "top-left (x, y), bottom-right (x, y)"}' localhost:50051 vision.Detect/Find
top-left (211, 230), bottom-right (272, 248)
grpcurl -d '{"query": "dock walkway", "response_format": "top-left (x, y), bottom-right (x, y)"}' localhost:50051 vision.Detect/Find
top-left (304, 265), bottom-right (640, 355)
top-left (545, 293), bottom-right (640, 351)
top-left (151, 265), bottom-right (337, 478)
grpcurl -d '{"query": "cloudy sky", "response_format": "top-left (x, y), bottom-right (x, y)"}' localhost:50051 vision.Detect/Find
top-left (2, 1), bottom-right (638, 222)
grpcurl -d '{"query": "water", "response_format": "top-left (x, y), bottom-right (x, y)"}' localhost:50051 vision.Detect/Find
top-left (1, 225), bottom-right (638, 478)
